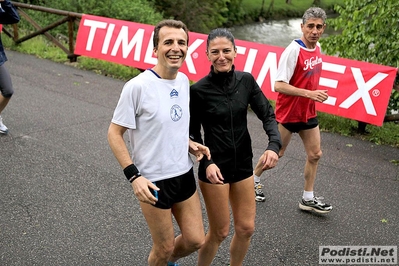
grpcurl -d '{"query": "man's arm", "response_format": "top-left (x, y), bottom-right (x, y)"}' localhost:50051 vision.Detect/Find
top-left (275, 81), bottom-right (328, 103)
top-left (107, 122), bottom-right (158, 205)
top-left (107, 122), bottom-right (132, 169)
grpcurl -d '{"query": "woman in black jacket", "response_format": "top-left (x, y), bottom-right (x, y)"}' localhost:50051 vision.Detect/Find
top-left (0, 0), bottom-right (20, 134)
top-left (190, 28), bottom-right (281, 266)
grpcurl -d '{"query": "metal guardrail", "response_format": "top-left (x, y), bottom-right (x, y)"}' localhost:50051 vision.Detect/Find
top-left (3, 2), bottom-right (82, 62)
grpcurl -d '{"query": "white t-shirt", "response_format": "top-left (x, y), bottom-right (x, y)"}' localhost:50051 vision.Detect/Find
top-left (111, 70), bottom-right (193, 182)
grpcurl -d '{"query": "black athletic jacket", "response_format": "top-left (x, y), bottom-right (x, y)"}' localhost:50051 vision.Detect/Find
top-left (190, 66), bottom-right (281, 179)
top-left (0, 0), bottom-right (20, 65)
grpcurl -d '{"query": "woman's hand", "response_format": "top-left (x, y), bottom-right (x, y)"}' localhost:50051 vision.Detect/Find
top-left (205, 164), bottom-right (224, 184)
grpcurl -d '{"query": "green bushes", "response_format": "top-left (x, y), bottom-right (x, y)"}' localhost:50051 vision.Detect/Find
top-left (14, 0), bottom-right (164, 38)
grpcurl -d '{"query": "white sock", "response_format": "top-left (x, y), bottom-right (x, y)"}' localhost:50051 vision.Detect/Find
top-left (254, 173), bottom-right (260, 184)
top-left (303, 191), bottom-right (314, 201)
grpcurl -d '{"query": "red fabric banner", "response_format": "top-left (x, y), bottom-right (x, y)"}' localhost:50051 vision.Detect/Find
top-left (75, 14), bottom-right (397, 126)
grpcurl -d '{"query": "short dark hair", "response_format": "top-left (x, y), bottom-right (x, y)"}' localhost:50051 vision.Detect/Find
top-left (153, 19), bottom-right (189, 49)
top-left (206, 28), bottom-right (236, 51)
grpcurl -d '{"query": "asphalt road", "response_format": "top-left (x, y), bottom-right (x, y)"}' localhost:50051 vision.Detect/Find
top-left (1, 50), bottom-right (398, 266)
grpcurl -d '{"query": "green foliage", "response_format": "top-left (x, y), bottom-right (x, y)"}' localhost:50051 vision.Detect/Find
top-left (14, 0), bottom-right (45, 4)
top-left (41, 0), bottom-right (164, 24)
top-left (241, 0), bottom-right (342, 22)
top-left (318, 112), bottom-right (399, 147)
top-left (224, 0), bottom-right (248, 27)
top-left (13, 0), bottom-right (163, 39)
top-left (390, 90), bottom-right (399, 111)
top-left (2, 34), bottom-right (68, 62)
top-left (321, 0), bottom-right (399, 113)
top-left (77, 57), bottom-right (142, 81)
top-left (390, 73), bottom-right (399, 111)
top-left (150, 0), bottom-right (229, 33)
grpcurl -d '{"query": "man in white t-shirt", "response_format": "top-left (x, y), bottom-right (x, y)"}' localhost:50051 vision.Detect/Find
top-left (107, 19), bottom-right (210, 266)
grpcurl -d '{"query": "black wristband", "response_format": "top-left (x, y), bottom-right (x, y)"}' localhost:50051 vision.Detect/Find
top-left (123, 164), bottom-right (141, 183)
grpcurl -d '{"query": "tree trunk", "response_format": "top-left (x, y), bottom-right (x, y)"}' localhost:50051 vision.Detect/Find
top-left (357, 121), bottom-right (369, 134)
top-left (267, 0), bottom-right (274, 16)
top-left (384, 113), bottom-right (399, 122)
top-left (260, 0), bottom-right (265, 17)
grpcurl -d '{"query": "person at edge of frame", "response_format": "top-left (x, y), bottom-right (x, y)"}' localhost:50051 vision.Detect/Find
top-left (0, 0), bottom-right (20, 135)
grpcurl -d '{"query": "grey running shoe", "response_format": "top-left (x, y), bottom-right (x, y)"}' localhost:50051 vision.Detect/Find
top-left (254, 182), bottom-right (266, 202)
top-left (0, 116), bottom-right (8, 134)
top-left (299, 196), bottom-right (332, 213)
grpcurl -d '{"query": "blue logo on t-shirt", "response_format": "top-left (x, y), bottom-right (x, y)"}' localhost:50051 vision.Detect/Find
top-left (170, 104), bottom-right (182, 121)
top-left (170, 89), bottom-right (178, 98)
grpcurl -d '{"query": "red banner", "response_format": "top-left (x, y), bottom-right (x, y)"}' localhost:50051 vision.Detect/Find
top-left (75, 14), bottom-right (397, 126)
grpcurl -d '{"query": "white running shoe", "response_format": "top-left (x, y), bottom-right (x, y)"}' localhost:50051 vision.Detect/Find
top-left (299, 196), bottom-right (333, 213)
top-left (0, 115), bottom-right (9, 134)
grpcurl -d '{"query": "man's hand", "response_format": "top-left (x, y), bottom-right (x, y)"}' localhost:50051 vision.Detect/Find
top-left (131, 176), bottom-right (159, 205)
top-left (308, 90), bottom-right (329, 103)
top-left (189, 140), bottom-right (211, 161)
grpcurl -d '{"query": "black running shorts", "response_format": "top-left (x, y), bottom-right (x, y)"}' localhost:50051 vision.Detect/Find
top-left (152, 168), bottom-right (196, 209)
top-left (281, 117), bottom-right (318, 133)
